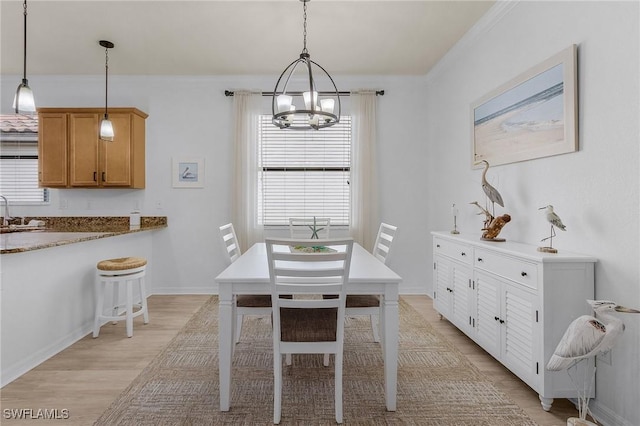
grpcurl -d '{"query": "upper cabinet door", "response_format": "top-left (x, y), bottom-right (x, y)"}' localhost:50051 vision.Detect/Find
top-left (101, 113), bottom-right (132, 187)
top-left (38, 113), bottom-right (68, 187)
top-left (69, 113), bottom-right (100, 187)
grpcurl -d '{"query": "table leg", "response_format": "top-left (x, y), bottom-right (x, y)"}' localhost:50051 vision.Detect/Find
top-left (382, 287), bottom-right (399, 411)
top-left (219, 286), bottom-right (234, 411)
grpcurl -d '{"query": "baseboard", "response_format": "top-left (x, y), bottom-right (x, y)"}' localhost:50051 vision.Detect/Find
top-left (1, 324), bottom-right (92, 388)
top-left (589, 399), bottom-right (633, 426)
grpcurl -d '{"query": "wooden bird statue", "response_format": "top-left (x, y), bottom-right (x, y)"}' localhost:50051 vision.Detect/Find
top-left (475, 160), bottom-right (504, 215)
top-left (538, 205), bottom-right (565, 252)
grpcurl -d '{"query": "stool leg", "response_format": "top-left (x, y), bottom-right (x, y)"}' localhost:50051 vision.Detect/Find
top-left (93, 276), bottom-right (105, 338)
top-left (126, 279), bottom-right (134, 337)
top-left (111, 280), bottom-right (120, 324)
top-left (139, 274), bottom-right (149, 324)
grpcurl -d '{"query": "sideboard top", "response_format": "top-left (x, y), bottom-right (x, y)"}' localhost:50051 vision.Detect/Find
top-left (431, 231), bottom-right (597, 263)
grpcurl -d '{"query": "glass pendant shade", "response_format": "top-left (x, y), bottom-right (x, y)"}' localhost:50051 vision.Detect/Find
top-left (100, 116), bottom-right (114, 141)
top-left (271, 0), bottom-right (340, 130)
top-left (13, 80), bottom-right (36, 114)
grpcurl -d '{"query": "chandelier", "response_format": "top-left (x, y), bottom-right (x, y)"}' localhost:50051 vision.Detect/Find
top-left (271, 0), bottom-right (340, 130)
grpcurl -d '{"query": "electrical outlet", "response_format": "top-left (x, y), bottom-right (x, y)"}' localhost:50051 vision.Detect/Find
top-left (133, 200), bottom-right (140, 210)
top-left (155, 201), bottom-right (162, 210)
top-left (59, 199), bottom-right (68, 210)
top-left (598, 349), bottom-right (612, 366)
top-left (87, 199), bottom-right (94, 210)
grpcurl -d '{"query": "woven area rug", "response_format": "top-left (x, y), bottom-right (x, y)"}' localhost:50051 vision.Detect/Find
top-left (95, 296), bottom-right (537, 425)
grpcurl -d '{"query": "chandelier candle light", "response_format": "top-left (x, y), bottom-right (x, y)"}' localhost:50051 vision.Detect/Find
top-left (99, 40), bottom-right (115, 141)
top-left (272, 0), bottom-right (340, 130)
top-left (13, 0), bottom-right (36, 115)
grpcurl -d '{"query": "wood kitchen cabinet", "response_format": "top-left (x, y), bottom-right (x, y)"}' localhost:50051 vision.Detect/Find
top-left (432, 232), bottom-right (596, 411)
top-left (38, 108), bottom-right (147, 188)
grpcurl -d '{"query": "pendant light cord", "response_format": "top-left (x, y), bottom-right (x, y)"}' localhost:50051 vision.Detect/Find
top-left (22, 0), bottom-right (27, 82)
top-left (104, 45), bottom-right (109, 119)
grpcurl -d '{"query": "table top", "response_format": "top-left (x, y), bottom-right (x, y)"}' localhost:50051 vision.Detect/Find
top-left (216, 242), bottom-right (402, 285)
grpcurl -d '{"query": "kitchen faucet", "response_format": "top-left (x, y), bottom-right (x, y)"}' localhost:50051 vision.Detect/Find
top-left (0, 195), bottom-right (11, 226)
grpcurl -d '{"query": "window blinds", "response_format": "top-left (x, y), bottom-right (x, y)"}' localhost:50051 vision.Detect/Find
top-left (0, 140), bottom-right (49, 204)
top-left (258, 115), bottom-right (351, 226)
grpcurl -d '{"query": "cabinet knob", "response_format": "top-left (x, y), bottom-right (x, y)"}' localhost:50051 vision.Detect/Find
top-left (477, 257), bottom-right (483, 262)
top-left (494, 316), bottom-right (500, 321)
top-left (461, 252), bottom-right (466, 257)
top-left (436, 244), bottom-right (441, 248)
top-left (499, 319), bottom-right (505, 324)
top-left (521, 271), bottom-right (527, 277)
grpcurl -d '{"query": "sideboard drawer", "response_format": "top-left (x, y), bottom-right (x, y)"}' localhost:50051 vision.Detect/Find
top-left (474, 248), bottom-right (538, 289)
top-left (434, 237), bottom-right (472, 265)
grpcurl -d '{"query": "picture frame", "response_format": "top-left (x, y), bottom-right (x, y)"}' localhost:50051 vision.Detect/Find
top-left (471, 44), bottom-right (578, 167)
top-left (172, 157), bottom-right (204, 188)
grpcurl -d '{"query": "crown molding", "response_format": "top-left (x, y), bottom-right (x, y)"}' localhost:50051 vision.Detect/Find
top-left (425, 0), bottom-right (520, 84)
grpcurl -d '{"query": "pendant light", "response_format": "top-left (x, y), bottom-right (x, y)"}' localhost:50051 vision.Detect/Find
top-left (13, 0), bottom-right (36, 115)
top-left (99, 40), bottom-right (115, 141)
top-left (272, 0), bottom-right (340, 130)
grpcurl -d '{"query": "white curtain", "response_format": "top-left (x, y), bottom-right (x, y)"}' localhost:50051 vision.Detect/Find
top-left (232, 91), bottom-right (263, 251)
top-left (350, 91), bottom-right (379, 250)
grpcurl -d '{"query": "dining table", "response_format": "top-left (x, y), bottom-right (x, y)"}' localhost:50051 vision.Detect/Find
top-left (215, 241), bottom-right (402, 412)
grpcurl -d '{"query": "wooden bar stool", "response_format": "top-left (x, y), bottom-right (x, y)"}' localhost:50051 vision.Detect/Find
top-left (93, 257), bottom-right (149, 338)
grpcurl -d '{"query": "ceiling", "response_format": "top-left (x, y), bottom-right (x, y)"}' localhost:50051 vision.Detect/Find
top-left (0, 0), bottom-right (494, 77)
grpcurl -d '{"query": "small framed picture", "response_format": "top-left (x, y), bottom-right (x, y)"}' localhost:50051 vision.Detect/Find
top-left (172, 157), bottom-right (204, 188)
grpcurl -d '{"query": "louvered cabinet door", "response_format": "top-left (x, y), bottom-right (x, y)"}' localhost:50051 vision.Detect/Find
top-left (501, 283), bottom-right (538, 388)
top-left (433, 255), bottom-right (453, 319)
top-left (473, 271), bottom-right (501, 360)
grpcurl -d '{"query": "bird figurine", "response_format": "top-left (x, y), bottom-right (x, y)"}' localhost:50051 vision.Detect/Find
top-left (538, 205), bottom-right (566, 252)
top-left (547, 300), bottom-right (640, 371)
top-left (547, 300), bottom-right (640, 422)
top-left (475, 160), bottom-right (504, 215)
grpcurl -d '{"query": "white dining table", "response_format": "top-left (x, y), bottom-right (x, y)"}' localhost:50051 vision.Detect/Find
top-left (215, 242), bottom-right (402, 412)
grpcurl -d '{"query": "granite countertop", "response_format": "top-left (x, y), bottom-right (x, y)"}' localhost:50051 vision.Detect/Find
top-left (0, 216), bottom-right (167, 254)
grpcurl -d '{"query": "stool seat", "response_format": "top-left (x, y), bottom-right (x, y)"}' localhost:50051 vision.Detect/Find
top-left (93, 257), bottom-right (149, 338)
top-left (97, 257), bottom-right (147, 271)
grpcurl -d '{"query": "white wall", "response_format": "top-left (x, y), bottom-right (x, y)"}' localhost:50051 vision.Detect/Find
top-left (423, 2), bottom-right (639, 425)
top-left (0, 74), bottom-right (429, 295)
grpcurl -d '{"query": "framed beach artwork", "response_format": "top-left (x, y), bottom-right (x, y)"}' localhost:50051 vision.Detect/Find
top-left (471, 44), bottom-right (578, 167)
top-left (172, 157), bottom-right (204, 188)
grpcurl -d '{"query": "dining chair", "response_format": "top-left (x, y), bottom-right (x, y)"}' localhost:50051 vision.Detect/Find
top-left (289, 217), bottom-right (331, 239)
top-left (266, 237), bottom-right (353, 425)
top-left (219, 223), bottom-right (272, 343)
top-left (345, 223), bottom-right (398, 342)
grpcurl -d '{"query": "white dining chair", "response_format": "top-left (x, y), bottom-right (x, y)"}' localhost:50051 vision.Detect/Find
top-left (289, 217), bottom-right (331, 239)
top-left (266, 237), bottom-right (353, 425)
top-left (345, 223), bottom-right (397, 342)
top-left (219, 223), bottom-right (272, 343)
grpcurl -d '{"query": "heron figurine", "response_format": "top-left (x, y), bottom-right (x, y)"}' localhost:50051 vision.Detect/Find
top-left (547, 300), bottom-right (640, 422)
top-left (538, 205), bottom-right (566, 253)
top-left (475, 160), bottom-right (504, 216)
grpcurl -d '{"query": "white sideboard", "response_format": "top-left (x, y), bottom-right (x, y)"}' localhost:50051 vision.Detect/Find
top-left (431, 231), bottom-right (596, 411)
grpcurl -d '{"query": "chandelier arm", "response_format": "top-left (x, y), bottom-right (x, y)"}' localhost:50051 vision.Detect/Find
top-left (271, 57), bottom-right (305, 117)
top-left (309, 59), bottom-right (341, 118)
top-left (305, 58), bottom-right (316, 115)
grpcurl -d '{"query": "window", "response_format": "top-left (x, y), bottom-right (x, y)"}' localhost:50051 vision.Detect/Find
top-left (258, 115), bottom-right (351, 226)
top-left (0, 115), bottom-right (49, 204)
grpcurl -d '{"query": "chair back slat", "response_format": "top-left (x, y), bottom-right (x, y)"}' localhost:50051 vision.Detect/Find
top-left (289, 217), bottom-right (331, 239)
top-left (373, 223), bottom-right (398, 264)
top-left (219, 223), bottom-right (241, 263)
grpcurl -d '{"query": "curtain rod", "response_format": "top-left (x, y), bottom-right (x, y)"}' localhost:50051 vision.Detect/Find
top-left (224, 90), bottom-right (384, 97)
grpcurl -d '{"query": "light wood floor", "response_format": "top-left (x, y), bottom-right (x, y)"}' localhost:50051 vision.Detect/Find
top-left (0, 294), bottom-right (578, 425)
